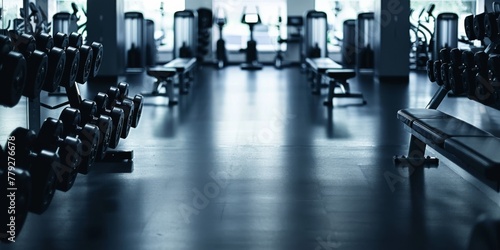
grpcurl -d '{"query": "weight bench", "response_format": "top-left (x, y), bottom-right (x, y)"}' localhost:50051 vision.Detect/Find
top-left (305, 57), bottom-right (366, 106)
top-left (144, 58), bottom-right (197, 105)
top-left (395, 86), bottom-right (500, 190)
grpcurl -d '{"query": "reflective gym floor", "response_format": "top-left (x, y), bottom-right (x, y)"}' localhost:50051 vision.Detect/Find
top-left (2, 66), bottom-right (500, 249)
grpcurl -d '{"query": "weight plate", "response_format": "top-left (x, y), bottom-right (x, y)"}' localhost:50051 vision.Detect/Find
top-left (76, 45), bottom-right (93, 83)
top-left (0, 51), bottom-right (26, 107)
top-left (68, 33), bottom-right (83, 48)
top-left (485, 13), bottom-right (498, 39)
top-left (54, 32), bottom-right (69, 49)
top-left (95, 115), bottom-right (112, 159)
top-left (60, 47), bottom-right (80, 88)
top-left (35, 33), bottom-right (54, 51)
top-left (108, 108), bottom-right (124, 149)
top-left (23, 50), bottom-right (48, 99)
top-left (118, 99), bottom-right (134, 139)
top-left (29, 150), bottom-right (57, 214)
top-left (55, 136), bottom-right (82, 192)
top-left (464, 15), bottom-right (476, 40)
top-left (79, 100), bottom-right (98, 124)
top-left (117, 82), bottom-right (129, 100)
top-left (59, 107), bottom-right (82, 136)
top-left (90, 42), bottom-right (103, 77)
top-left (42, 48), bottom-right (66, 92)
top-left (77, 124), bottom-right (100, 174)
top-left (131, 95), bottom-right (143, 128)
top-left (473, 13), bottom-right (486, 40)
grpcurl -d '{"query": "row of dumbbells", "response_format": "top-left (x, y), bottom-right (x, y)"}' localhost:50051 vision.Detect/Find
top-left (0, 82), bottom-right (143, 242)
top-left (426, 47), bottom-right (500, 105)
top-left (0, 30), bottom-right (103, 107)
top-left (464, 9), bottom-right (500, 41)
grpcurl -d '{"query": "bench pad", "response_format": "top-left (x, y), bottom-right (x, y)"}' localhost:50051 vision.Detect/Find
top-left (397, 109), bottom-right (452, 127)
top-left (413, 118), bottom-right (492, 145)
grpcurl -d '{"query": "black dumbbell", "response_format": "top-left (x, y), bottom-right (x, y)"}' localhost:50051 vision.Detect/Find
top-left (10, 33), bottom-right (48, 99)
top-left (426, 60), bottom-right (435, 82)
top-left (89, 42), bottom-right (103, 77)
top-left (448, 48), bottom-right (465, 95)
top-left (68, 33), bottom-right (94, 83)
top-left (440, 48), bottom-right (452, 89)
top-left (485, 12), bottom-right (500, 39)
top-left (474, 52), bottom-right (495, 104)
top-left (465, 15), bottom-right (476, 40)
top-left (117, 82), bottom-right (143, 128)
top-left (107, 86), bottom-right (135, 138)
top-left (79, 100), bottom-right (113, 159)
top-left (34, 32), bottom-right (66, 93)
top-left (7, 128), bottom-right (58, 214)
top-left (53, 32), bottom-right (80, 88)
top-left (59, 107), bottom-right (100, 174)
top-left (489, 55), bottom-right (500, 82)
top-left (0, 35), bottom-right (26, 107)
top-left (462, 50), bottom-right (476, 98)
top-left (36, 118), bottom-right (83, 192)
top-left (474, 12), bottom-right (487, 40)
top-left (94, 92), bottom-right (125, 149)
top-left (0, 145), bottom-right (31, 243)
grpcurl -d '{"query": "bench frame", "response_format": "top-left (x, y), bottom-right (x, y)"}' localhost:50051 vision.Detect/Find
top-left (305, 57), bottom-right (366, 106)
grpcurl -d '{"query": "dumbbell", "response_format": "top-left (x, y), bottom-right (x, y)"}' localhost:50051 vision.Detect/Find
top-left (473, 12), bottom-right (487, 40)
top-left (485, 12), bottom-right (500, 39)
top-left (472, 52), bottom-right (495, 104)
top-left (462, 50), bottom-right (477, 98)
top-left (448, 48), bottom-right (466, 95)
top-left (489, 55), bottom-right (500, 82)
top-left (439, 48), bottom-right (452, 89)
top-left (68, 33), bottom-right (93, 83)
top-left (36, 118), bottom-right (83, 192)
top-left (94, 92), bottom-right (125, 149)
top-left (89, 42), bottom-right (103, 78)
top-left (53, 32), bottom-right (80, 88)
top-left (7, 127), bottom-right (58, 214)
top-left (0, 35), bottom-right (27, 107)
top-left (59, 107), bottom-right (100, 174)
top-left (426, 60), bottom-right (436, 82)
top-left (465, 15), bottom-right (476, 40)
top-left (34, 32), bottom-right (66, 92)
top-left (107, 87), bottom-right (134, 138)
top-left (0, 145), bottom-right (31, 242)
top-left (79, 100), bottom-right (113, 159)
top-left (9, 32), bottom-right (48, 99)
top-left (116, 82), bottom-right (144, 128)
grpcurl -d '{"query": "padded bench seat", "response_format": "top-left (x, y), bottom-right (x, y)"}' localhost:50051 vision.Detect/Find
top-left (397, 108), bottom-right (453, 127)
top-left (164, 58), bottom-right (197, 72)
top-left (413, 118), bottom-right (492, 145)
top-left (146, 67), bottom-right (177, 79)
top-left (306, 57), bottom-right (346, 73)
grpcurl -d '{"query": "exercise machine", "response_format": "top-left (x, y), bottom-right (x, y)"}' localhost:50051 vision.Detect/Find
top-left (273, 15), bottom-right (303, 69)
top-left (409, 4), bottom-right (435, 69)
top-left (240, 6), bottom-right (263, 70)
top-left (173, 10), bottom-right (197, 59)
top-left (124, 12), bottom-right (145, 70)
top-left (356, 12), bottom-right (374, 70)
top-left (214, 8), bottom-right (227, 69)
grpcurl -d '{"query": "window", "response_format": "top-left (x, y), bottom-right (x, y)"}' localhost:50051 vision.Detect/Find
top-left (213, 0), bottom-right (286, 52)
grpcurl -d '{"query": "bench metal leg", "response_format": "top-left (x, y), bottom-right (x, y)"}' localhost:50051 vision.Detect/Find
top-left (166, 79), bottom-right (178, 106)
top-left (394, 135), bottom-right (439, 168)
top-left (323, 80), bottom-right (367, 107)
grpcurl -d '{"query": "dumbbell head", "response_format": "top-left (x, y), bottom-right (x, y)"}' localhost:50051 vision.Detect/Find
top-left (441, 63), bottom-right (450, 88)
top-left (54, 32), bottom-right (69, 49)
top-left (14, 33), bottom-right (36, 58)
top-left (489, 55), bottom-right (500, 80)
top-left (59, 107), bottom-right (82, 136)
top-left (68, 33), bottom-right (83, 48)
top-left (94, 92), bottom-right (124, 149)
top-left (42, 47), bottom-right (66, 92)
top-left (465, 15), bottom-right (476, 40)
top-left (475, 51), bottom-right (489, 77)
top-left (60, 47), bottom-right (80, 87)
top-left (35, 33), bottom-right (54, 52)
top-left (117, 82), bottom-right (130, 100)
top-left (90, 42), bottom-right (103, 77)
top-left (462, 50), bottom-right (475, 68)
top-left (449, 66), bottom-right (464, 95)
top-left (0, 51), bottom-right (27, 107)
top-left (485, 13), bottom-right (499, 39)
top-left (8, 127), bottom-right (57, 214)
top-left (433, 60), bottom-right (443, 86)
top-left (23, 50), bottom-right (48, 99)
top-left (474, 13), bottom-right (486, 40)
top-left (427, 60), bottom-right (436, 82)
top-left (79, 100), bottom-right (111, 159)
top-left (107, 87), bottom-right (134, 138)
top-left (117, 82), bottom-right (143, 127)
top-left (37, 118), bottom-right (82, 192)
top-left (439, 48), bottom-right (451, 63)
top-left (76, 45), bottom-right (94, 83)
top-left (449, 48), bottom-right (462, 66)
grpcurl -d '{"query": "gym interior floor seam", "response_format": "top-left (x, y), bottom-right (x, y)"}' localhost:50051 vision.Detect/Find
top-left (1, 66), bottom-right (500, 250)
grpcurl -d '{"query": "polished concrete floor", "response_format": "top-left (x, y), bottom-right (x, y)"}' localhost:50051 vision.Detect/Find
top-left (2, 66), bottom-right (500, 249)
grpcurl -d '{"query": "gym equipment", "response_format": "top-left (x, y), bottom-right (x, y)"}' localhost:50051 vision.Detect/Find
top-left (214, 8), bottom-right (228, 69)
top-left (94, 92), bottom-right (125, 149)
top-left (356, 12), bottom-right (374, 69)
top-left (52, 12), bottom-right (78, 36)
top-left (34, 32), bottom-right (66, 92)
top-left (342, 19), bottom-right (356, 67)
top-left (106, 86), bottom-right (135, 139)
top-left (145, 19), bottom-right (157, 66)
top-left (59, 107), bottom-right (100, 174)
top-left (197, 8), bottom-right (212, 62)
top-left (36, 118), bottom-right (83, 192)
top-left (303, 10), bottom-right (328, 60)
top-left (125, 12), bottom-right (145, 69)
top-left (9, 32), bottom-right (48, 99)
top-left (409, 4), bottom-right (435, 69)
top-left (0, 34), bottom-right (27, 107)
top-left (0, 145), bottom-right (31, 243)
top-left (448, 48), bottom-right (465, 95)
top-left (78, 100), bottom-right (113, 160)
top-left (273, 16), bottom-right (303, 69)
top-left (240, 7), bottom-right (263, 70)
top-left (67, 32), bottom-right (93, 83)
top-left (9, 127), bottom-right (59, 214)
top-left (173, 10), bottom-right (197, 59)
top-left (433, 13), bottom-right (458, 65)
top-left (53, 32), bottom-right (80, 88)
top-left (117, 82), bottom-right (143, 128)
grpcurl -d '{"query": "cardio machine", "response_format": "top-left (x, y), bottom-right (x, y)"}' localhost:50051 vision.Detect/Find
top-left (273, 15), bottom-right (303, 69)
top-left (214, 8), bottom-right (228, 69)
top-left (240, 7), bottom-right (263, 70)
